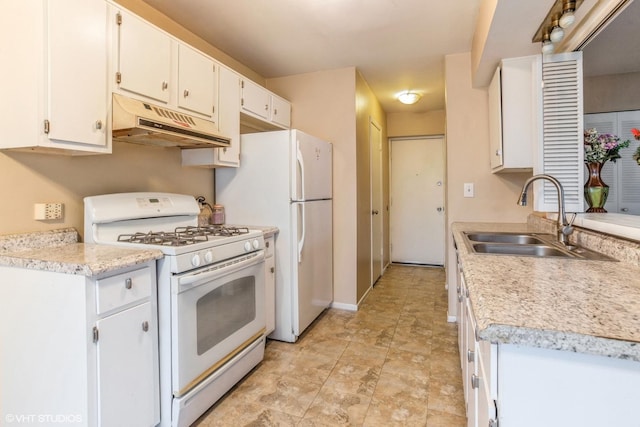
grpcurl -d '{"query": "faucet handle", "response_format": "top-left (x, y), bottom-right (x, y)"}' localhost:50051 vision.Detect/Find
top-left (562, 212), bottom-right (577, 236)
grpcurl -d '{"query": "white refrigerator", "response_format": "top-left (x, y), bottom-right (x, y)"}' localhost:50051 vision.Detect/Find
top-left (216, 129), bottom-right (333, 342)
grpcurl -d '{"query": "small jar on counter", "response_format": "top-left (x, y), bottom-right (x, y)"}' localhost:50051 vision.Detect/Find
top-left (212, 204), bottom-right (225, 225)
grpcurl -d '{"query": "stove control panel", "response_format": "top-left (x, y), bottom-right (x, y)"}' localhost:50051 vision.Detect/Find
top-left (169, 233), bottom-right (265, 273)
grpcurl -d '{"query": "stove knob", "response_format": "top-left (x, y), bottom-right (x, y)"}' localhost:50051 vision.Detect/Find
top-left (204, 251), bottom-right (213, 263)
top-left (252, 239), bottom-right (260, 250)
top-left (244, 241), bottom-right (252, 252)
top-left (191, 254), bottom-right (201, 267)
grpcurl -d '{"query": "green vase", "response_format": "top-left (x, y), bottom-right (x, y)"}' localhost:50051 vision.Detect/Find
top-left (584, 162), bottom-right (608, 213)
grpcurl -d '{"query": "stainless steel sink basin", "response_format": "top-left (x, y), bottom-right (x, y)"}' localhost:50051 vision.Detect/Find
top-left (462, 231), bottom-right (617, 261)
top-left (464, 232), bottom-right (547, 245)
top-left (472, 243), bottom-right (571, 257)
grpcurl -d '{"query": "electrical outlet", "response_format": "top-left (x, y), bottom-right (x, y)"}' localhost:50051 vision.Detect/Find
top-left (34, 203), bottom-right (63, 220)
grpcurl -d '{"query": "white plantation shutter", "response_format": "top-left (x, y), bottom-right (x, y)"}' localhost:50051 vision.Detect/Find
top-left (534, 52), bottom-right (584, 213)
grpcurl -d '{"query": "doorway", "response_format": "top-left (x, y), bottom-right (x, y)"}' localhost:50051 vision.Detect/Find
top-left (370, 119), bottom-right (384, 285)
top-left (390, 136), bottom-right (445, 265)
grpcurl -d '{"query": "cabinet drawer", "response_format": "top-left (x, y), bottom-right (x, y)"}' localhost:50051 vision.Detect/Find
top-left (96, 267), bottom-right (152, 314)
top-left (264, 236), bottom-right (275, 258)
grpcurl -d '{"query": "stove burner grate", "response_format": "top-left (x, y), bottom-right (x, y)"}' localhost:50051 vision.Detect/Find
top-left (117, 226), bottom-right (250, 247)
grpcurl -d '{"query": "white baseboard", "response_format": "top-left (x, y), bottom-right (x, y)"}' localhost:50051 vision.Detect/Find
top-left (330, 301), bottom-right (358, 311)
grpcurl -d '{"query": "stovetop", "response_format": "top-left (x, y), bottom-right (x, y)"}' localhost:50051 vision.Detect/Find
top-left (117, 226), bottom-right (251, 247)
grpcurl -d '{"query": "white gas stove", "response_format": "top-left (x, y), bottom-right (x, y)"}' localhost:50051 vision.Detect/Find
top-left (84, 192), bottom-right (266, 427)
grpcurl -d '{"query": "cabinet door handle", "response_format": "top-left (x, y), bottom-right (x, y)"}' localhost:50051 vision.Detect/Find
top-left (125, 278), bottom-right (132, 289)
top-left (467, 349), bottom-right (475, 363)
top-left (142, 321), bottom-right (149, 332)
top-left (183, 89), bottom-right (190, 97)
top-left (458, 294), bottom-right (463, 303)
top-left (162, 81), bottom-right (168, 90)
top-left (274, 108), bottom-right (278, 115)
top-left (95, 120), bottom-right (103, 130)
top-left (270, 267), bottom-right (275, 273)
top-left (495, 149), bottom-right (502, 156)
top-left (264, 104), bottom-right (269, 111)
top-left (621, 207), bottom-right (629, 212)
top-left (471, 374), bottom-right (480, 389)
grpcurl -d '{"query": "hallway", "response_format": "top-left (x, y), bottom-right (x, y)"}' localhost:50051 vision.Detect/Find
top-left (194, 265), bottom-right (466, 426)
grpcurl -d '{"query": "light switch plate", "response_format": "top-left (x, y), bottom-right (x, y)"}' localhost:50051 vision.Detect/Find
top-left (464, 183), bottom-right (474, 198)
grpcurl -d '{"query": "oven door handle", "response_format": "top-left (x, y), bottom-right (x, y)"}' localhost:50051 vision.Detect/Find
top-left (177, 251), bottom-right (265, 290)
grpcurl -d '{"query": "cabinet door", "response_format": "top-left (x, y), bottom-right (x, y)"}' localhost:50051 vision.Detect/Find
top-left (177, 44), bottom-right (216, 118)
top-left (465, 299), bottom-right (478, 427)
top-left (48, 0), bottom-right (108, 148)
top-left (217, 66), bottom-right (241, 165)
top-left (97, 302), bottom-right (159, 427)
top-left (271, 95), bottom-right (291, 128)
top-left (117, 9), bottom-right (171, 103)
top-left (241, 79), bottom-right (271, 120)
top-left (265, 238), bottom-right (276, 335)
top-left (488, 67), bottom-right (503, 170)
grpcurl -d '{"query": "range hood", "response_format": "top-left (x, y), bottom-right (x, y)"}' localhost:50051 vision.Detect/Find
top-left (112, 93), bottom-right (230, 148)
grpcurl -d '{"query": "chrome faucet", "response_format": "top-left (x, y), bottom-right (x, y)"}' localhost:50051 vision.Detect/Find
top-left (517, 174), bottom-right (575, 246)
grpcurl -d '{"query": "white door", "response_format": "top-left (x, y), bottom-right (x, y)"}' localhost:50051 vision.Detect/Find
top-left (291, 199), bottom-right (333, 337)
top-left (390, 137), bottom-right (445, 265)
top-left (370, 120), bottom-right (383, 285)
top-left (292, 131), bottom-right (333, 201)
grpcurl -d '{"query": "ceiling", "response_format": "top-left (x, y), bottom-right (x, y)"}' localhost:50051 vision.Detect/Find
top-left (140, 0), bottom-right (481, 113)
top-left (139, 0), bottom-right (636, 114)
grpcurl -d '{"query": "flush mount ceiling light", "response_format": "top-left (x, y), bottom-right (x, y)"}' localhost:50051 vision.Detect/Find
top-left (397, 91), bottom-right (421, 105)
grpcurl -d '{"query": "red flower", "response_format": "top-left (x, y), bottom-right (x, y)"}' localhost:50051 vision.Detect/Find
top-left (631, 128), bottom-right (640, 140)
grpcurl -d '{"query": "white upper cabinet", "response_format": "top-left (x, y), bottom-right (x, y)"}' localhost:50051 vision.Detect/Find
top-left (181, 65), bottom-right (241, 168)
top-left (177, 44), bottom-right (217, 119)
top-left (240, 79), bottom-right (291, 130)
top-left (488, 55), bottom-right (541, 173)
top-left (0, 0), bottom-right (110, 154)
top-left (241, 79), bottom-right (272, 120)
top-left (113, 6), bottom-right (219, 123)
top-left (271, 94), bottom-right (292, 129)
top-left (115, 8), bottom-right (172, 104)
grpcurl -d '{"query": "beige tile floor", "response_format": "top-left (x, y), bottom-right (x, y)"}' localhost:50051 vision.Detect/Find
top-left (194, 265), bottom-right (466, 426)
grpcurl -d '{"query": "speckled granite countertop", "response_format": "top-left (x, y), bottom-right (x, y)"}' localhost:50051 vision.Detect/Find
top-left (452, 222), bottom-right (640, 361)
top-left (0, 228), bottom-right (163, 277)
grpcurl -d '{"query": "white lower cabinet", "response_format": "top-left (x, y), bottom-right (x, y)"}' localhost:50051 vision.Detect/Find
top-left (96, 302), bottom-right (158, 426)
top-left (458, 265), bottom-right (640, 427)
top-left (0, 261), bottom-right (160, 426)
top-left (264, 236), bottom-right (276, 335)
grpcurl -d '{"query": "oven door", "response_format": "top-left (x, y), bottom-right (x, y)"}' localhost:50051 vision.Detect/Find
top-left (170, 250), bottom-right (265, 397)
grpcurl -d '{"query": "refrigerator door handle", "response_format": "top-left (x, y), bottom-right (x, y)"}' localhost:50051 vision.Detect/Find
top-left (296, 142), bottom-right (306, 201)
top-left (298, 203), bottom-right (306, 263)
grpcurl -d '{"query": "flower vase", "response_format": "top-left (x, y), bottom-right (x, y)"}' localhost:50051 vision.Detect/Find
top-left (584, 162), bottom-right (608, 213)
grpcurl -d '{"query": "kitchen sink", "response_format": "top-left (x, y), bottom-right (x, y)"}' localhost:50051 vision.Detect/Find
top-left (464, 232), bottom-right (547, 245)
top-left (472, 243), bottom-right (570, 257)
top-left (462, 231), bottom-right (617, 261)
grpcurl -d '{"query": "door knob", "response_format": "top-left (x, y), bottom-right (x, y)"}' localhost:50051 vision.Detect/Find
top-left (437, 207), bottom-right (444, 212)
top-left (621, 207), bottom-right (629, 212)
top-left (372, 210), bottom-right (379, 215)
